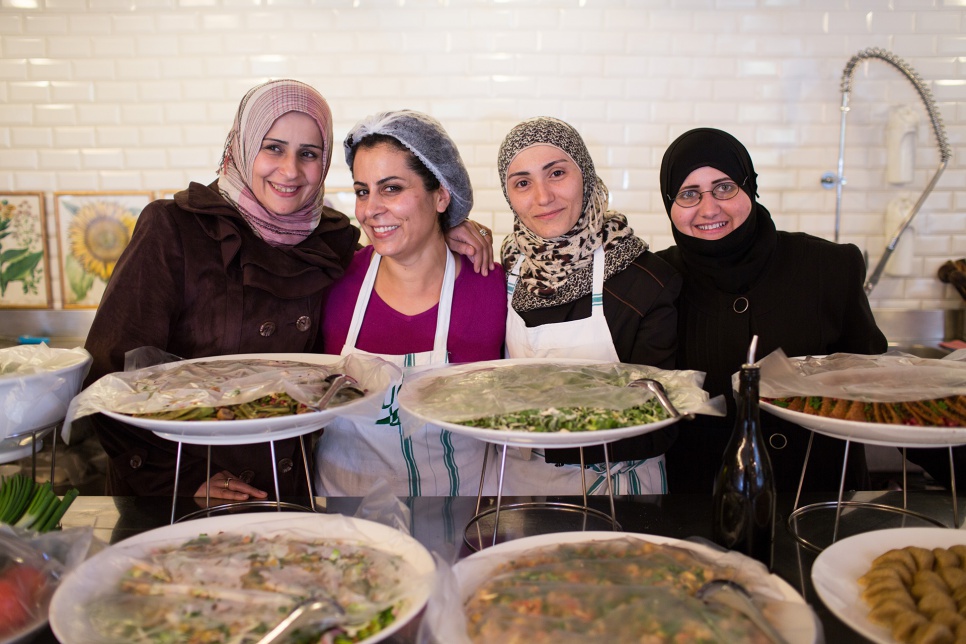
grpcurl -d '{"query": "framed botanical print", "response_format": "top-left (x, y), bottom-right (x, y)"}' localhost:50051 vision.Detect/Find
top-left (54, 191), bottom-right (153, 309)
top-left (0, 192), bottom-right (52, 309)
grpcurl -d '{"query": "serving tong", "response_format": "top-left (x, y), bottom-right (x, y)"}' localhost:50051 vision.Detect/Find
top-left (307, 373), bottom-right (360, 411)
top-left (627, 378), bottom-right (691, 420)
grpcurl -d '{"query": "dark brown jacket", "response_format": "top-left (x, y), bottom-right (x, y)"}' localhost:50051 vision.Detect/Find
top-left (83, 182), bottom-right (359, 496)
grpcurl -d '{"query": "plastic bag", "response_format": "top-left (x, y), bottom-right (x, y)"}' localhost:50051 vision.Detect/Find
top-left (400, 359), bottom-right (723, 425)
top-left (0, 524), bottom-right (98, 643)
top-left (0, 344), bottom-right (92, 441)
top-left (756, 348), bottom-right (966, 402)
top-left (62, 351), bottom-right (401, 442)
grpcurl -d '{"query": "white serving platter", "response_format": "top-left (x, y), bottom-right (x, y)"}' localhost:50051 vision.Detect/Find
top-left (92, 353), bottom-right (394, 446)
top-left (399, 358), bottom-right (686, 449)
top-left (812, 527), bottom-right (966, 644)
top-left (49, 511), bottom-right (435, 644)
top-left (439, 531), bottom-right (818, 644)
top-left (761, 400), bottom-right (966, 447)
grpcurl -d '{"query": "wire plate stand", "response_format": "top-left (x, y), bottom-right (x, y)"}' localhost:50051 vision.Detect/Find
top-left (787, 433), bottom-right (956, 552)
top-left (463, 442), bottom-right (622, 552)
top-left (171, 433), bottom-right (316, 524)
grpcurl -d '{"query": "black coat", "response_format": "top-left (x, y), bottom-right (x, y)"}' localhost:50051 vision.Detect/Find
top-left (516, 249), bottom-right (684, 465)
top-left (657, 232), bottom-right (888, 494)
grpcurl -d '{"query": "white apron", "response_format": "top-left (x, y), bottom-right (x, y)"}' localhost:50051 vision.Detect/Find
top-left (501, 246), bottom-right (667, 495)
top-left (314, 250), bottom-right (490, 497)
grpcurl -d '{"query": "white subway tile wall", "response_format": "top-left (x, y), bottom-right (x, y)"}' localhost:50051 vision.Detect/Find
top-left (0, 0), bottom-right (964, 310)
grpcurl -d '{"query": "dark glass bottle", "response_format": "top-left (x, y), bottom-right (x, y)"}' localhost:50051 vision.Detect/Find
top-left (711, 362), bottom-right (776, 569)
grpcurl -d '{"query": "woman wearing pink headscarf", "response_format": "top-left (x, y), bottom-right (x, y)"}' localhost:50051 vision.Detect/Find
top-left (82, 79), bottom-right (493, 500)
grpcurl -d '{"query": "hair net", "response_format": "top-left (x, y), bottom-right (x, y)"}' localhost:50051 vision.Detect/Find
top-left (344, 110), bottom-right (473, 228)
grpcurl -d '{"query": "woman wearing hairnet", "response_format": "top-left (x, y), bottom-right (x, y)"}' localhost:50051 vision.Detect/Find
top-left (314, 110), bottom-right (506, 497)
top-left (496, 117), bottom-right (682, 495)
top-left (82, 82), bottom-right (495, 502)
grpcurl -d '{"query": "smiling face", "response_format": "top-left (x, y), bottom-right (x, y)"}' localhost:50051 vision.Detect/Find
top-left (250, 111), bottom-right (325, 216)
top-left (352, 141), bottom-right (450, 262)
top-left (505, 144), bottom-right (584, 239)
top-left (669, 166), bottom-right (753, 240)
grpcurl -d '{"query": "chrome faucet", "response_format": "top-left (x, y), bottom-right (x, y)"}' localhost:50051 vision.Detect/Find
top-left (823, 48), bottom-right (952, 295)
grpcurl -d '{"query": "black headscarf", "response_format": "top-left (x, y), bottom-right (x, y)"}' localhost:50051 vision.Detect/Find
top-left (659, 128), bottom-right (777, 294)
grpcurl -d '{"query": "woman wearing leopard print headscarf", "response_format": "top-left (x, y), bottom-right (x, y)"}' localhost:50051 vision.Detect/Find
top-left (497, 116), bottom-right (683, 496)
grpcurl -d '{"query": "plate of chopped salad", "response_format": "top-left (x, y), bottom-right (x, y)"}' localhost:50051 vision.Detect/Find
top-left (399, 359), bottom-right (716, 448)
top-left (425, 531), bottom-right (818, 644)
top-left (49, 512), bottom-right (435, 644)
top-left (66, 353), bottom-right (401, 446)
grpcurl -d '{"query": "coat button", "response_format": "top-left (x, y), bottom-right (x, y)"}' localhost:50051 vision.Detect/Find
top-left (296, 315), bottom-right (311, 332)
top-left (259, 321), bottom-right (276, 337)
top-left (239, 470), bottom-right (255, 484)
top-left (129, 454), bottom-right (143, 469)
top-left (278, 458), bottom-right (294, 474)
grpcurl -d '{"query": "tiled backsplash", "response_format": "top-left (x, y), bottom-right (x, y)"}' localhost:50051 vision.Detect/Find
top-left (0, 0), bottom-right (964, 311)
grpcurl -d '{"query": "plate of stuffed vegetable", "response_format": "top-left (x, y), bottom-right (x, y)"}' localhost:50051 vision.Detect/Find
top-left (758, 352), bottom-right (966, 447)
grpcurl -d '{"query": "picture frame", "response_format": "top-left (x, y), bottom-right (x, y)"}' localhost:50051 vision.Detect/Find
top-left (0, 192), bottom-right (52, 309)
top-left (54, 191), bottom-right (153, 309)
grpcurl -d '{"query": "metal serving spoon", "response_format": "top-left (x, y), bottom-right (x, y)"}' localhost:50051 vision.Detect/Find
top-left (696, 579), bottom-right (787, 644)
top-left (256, 597), bottom-right (346, 644)
top-left (627, 378), bottom-right (691, 419)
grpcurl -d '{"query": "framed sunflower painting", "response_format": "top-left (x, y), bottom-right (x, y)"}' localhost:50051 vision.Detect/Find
top-left (0, 192), bottom-right (52, 309)
top-left (54, 191), bottom-right (152, 309)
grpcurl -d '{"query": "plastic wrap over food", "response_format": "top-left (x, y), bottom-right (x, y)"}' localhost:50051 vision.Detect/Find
top-left (756, 348), bottom-right (966, 402)
top-left (422, 535), bottom-right (819, 644)
top-left (53, 514), bottom-right (433, 644)
top-left (63, 352), bottom-right (401, 441)
top-left (0, 525), bottom-right (97, 644)
top-left (401, 359), bottom-right (721, 424)
top-left (0, 344), bottom-right (92, 440)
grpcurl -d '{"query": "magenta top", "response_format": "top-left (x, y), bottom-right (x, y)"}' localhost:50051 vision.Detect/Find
top-left (322, 245), bottom-right (507, 362)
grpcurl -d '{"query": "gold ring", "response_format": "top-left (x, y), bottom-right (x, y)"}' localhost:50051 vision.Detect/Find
top-left (479, 228), bottom-right (489, 237)
top-left (224, 477), bottom-right (232, 490)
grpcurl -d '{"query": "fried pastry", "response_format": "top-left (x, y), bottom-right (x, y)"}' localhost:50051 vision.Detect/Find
top-left (861, 545), bottom-right (966, 643)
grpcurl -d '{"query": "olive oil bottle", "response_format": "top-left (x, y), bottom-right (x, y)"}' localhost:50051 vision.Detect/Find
top-left (711, 336), bottom-right (775, 569)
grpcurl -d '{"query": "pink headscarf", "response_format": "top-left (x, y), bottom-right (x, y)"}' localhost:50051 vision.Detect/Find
top-left (217, 79), bottom-right (333, 246)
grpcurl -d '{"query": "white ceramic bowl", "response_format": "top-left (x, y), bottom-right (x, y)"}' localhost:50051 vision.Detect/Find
top-left (0, 346), bottom-right (92, 442)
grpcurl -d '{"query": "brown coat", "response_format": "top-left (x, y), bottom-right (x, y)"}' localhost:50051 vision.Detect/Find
top-left (83, 182), bottom-right (359, 496)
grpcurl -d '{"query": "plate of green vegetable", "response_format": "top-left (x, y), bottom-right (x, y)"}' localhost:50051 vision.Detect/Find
top-left (399, 359), bottom-right (711, 448)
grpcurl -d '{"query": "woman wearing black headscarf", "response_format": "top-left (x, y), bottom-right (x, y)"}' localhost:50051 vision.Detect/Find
top-left (655, 127), bottom-right (887, 495)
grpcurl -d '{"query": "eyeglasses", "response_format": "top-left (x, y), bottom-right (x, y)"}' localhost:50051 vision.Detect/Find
top-left (671, 178), bottom-right (746, 208)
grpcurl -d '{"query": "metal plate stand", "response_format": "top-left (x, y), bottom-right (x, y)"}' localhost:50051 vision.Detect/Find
top-left (787, 433), bottom-right (955, 552)
top-left (0, 422), bottom-right (59, 483)
top-left (463, 442), bottom-right (622, 551)
top-left (171, 434), bottom-right (316, 524)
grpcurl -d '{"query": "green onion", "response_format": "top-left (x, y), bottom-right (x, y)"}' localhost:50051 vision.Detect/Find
top-left (39, 487), bottom-right (79, 532)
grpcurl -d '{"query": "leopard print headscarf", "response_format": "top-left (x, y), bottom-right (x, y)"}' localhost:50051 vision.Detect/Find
top-left (498, 117), bottom-right (642, 310)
